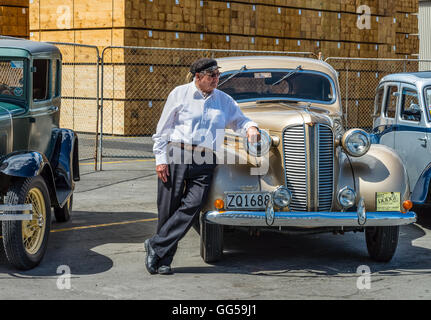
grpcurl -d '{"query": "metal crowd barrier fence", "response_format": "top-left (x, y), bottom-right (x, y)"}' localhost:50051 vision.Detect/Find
top-left (49, 40), bottom-right (431, 170)
top-left (48, 42), bottom-right (101, 170)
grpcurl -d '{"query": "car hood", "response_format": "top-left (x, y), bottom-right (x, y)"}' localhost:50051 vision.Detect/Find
top-left (239, 101), bottom-right (334, 132)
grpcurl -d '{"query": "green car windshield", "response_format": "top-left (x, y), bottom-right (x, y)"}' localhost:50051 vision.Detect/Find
top-left (0, 59), bottom-right (26, 101)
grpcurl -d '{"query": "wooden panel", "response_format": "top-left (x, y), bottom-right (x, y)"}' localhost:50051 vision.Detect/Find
top-left (0, 5), bottom-right (28, 37)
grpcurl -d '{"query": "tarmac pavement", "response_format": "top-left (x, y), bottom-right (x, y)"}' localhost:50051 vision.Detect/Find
top-left (2, 159), bottom-right (431, 300)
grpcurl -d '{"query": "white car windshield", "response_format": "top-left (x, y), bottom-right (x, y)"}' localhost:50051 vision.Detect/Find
top-left (218, 69), bottom-right (335, 104)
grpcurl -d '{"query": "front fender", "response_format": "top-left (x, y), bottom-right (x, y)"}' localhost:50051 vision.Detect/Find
top-left (0, 151), bottom-right (60, 207)
top-left (411, 163), bottom-right (431, 204)
top-left (48, 128), bottom-right (80, 207)
top-left (338, 144), bottom-right (410, 211)
top-left (0, 151), bottom-right (49, 177)
top-left (202, 163), bottom-right (261, 213)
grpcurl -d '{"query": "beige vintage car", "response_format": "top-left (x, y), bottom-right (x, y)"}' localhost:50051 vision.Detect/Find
top-left (199, 56), bottom-right (416, 263)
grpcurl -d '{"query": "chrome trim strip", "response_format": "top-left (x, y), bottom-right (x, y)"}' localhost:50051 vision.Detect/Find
top-left (0, 214), bottom-right (33, 221)
top-left (205, 210), bottom-right (416, 227)
top-left (0, 204), bottom-right (32, 212)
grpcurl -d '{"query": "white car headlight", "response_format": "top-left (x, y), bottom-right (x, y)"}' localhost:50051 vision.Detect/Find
top-left (337, 186), bottom-right (356, 209)
top-left (341, 129), bottom-right (370, 157)
top-left (272, 186), bottom-right (292, 208)
top-left (243, 129), bottom-right (271, 157)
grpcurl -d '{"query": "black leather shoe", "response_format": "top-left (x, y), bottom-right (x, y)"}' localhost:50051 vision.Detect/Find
top-left (144, 239), bottom-right (159, 275)
top-left (158, 265), bottom-right (173, 275)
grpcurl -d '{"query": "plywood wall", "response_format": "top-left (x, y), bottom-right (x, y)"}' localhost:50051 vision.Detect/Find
top-left (0, 0), bottom-right (29, 38)
top-left (29, 0), bottom-right (419, 58)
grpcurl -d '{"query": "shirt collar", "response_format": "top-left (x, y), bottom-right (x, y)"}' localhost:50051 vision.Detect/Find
top-left (192, 81), bottom-right (214, 100)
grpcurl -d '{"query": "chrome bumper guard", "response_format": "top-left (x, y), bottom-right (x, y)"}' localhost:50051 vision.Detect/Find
top-left (204, 210), bottom-right (416, 227)
top-left (0, 204), bottom-right (33, 221)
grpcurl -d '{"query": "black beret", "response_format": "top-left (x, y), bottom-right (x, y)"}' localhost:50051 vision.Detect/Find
top-left (190, 58), bottom-right (219, 74)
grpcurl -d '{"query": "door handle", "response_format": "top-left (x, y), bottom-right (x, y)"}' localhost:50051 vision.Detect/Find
top-left (418, 137), bottom-right (428, 147)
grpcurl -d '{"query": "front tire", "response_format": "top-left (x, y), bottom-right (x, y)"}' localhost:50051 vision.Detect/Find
top-left (365, 226), bottom-right (399, 262)
top-left (2, 176), bottom-right (51, 270)
top-left (200, 213), bottom-right (223, 263)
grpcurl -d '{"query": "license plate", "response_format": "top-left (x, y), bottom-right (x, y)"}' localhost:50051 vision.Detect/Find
top-left (376, 192), bottom-right (401, 211)
top-left (225, 192), bottom-right (271, 210)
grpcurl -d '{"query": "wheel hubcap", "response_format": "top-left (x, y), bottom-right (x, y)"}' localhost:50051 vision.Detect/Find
top-left (22, 187), bottom-right (46, 255)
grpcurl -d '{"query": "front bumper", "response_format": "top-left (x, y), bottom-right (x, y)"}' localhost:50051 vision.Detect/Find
top-left (204, 210), bottom-right (416, 227)
top-left (0, 204), bottom-right (33, 221)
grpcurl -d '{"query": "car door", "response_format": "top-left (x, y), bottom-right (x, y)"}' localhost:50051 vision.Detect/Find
top-left (394, 83), bottom-right (429, 192)
top-left (374, 82), bottom-right (399, 149)
top-left (28, 58), bottom-right (58, 156)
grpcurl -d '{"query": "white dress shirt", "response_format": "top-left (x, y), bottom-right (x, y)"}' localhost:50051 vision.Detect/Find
top-left (152, 81), bottom-right (258, 165)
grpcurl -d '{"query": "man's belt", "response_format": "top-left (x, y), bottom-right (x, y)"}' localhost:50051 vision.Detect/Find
top-left (169, 142), bottom-right (212, 153)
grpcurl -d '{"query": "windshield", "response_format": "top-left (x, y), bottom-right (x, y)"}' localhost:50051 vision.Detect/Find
top-left (218, 69), bottom-right (335, 104)
top-left (0, 59), bottom-right (26, 101)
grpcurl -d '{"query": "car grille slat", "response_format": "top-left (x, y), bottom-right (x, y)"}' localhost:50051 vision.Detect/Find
top-left (283, 123), bottom-right (334, 212)
top-left (283, 125), bottom-right (307, 211)
top-left (317, 124), bottom-right (334, 211)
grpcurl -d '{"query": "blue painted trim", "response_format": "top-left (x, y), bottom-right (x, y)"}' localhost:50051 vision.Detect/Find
top-left (372, 124), bottom-right (431, 144)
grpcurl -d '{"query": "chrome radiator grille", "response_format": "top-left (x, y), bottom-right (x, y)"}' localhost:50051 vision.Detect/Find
top-left (317, 125), bottom-right (334, 211)
top-left (283, 125), bottom-right (307, 211)
top-left (282, 124), bottom-right (334, 212)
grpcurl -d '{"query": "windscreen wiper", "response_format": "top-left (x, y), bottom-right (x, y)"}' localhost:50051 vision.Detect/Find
top-left (271, 65), bottom-right (302, 86)
top-left (218, 65), bottom-right (247, 87)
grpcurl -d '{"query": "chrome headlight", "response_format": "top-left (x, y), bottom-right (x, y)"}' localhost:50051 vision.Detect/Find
top-left (337, 186), bottom-right (356, 209)
top-left (243, 129), bottom-right (271, 157)
top-left (272, 186), bottom-right (292, 208)
top-left (341, 129), bottom-right (370, 157)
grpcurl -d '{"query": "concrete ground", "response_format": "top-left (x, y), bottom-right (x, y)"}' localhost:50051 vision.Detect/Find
top-left (1, 159), bottom-right (431, 300)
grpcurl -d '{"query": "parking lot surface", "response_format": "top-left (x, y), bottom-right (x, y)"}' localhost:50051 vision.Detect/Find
top-left (1, 159), bottom-right (431, 300)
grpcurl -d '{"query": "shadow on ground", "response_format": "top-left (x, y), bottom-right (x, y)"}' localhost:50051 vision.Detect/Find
top-left (0, 211), bottom-right (158, 277)
top-left (1, 210), bottom-right (431, 279)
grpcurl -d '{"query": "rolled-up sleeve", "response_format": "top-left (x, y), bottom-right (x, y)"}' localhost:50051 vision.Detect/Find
top-left (225, 95), bottom-right (258, 134)
top-left (152, 90), bottom-right (182, 165)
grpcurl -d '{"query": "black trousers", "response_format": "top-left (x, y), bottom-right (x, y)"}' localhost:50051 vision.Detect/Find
top-left (149, 149), bottom-right (216, 264)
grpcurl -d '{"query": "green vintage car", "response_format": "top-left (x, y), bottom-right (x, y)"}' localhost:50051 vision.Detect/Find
top-left (0, 38), bottom-right (79, 270)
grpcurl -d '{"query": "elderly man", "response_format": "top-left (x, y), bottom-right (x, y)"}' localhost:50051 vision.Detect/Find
top-left (145, 58), bottom-right (260, 275)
